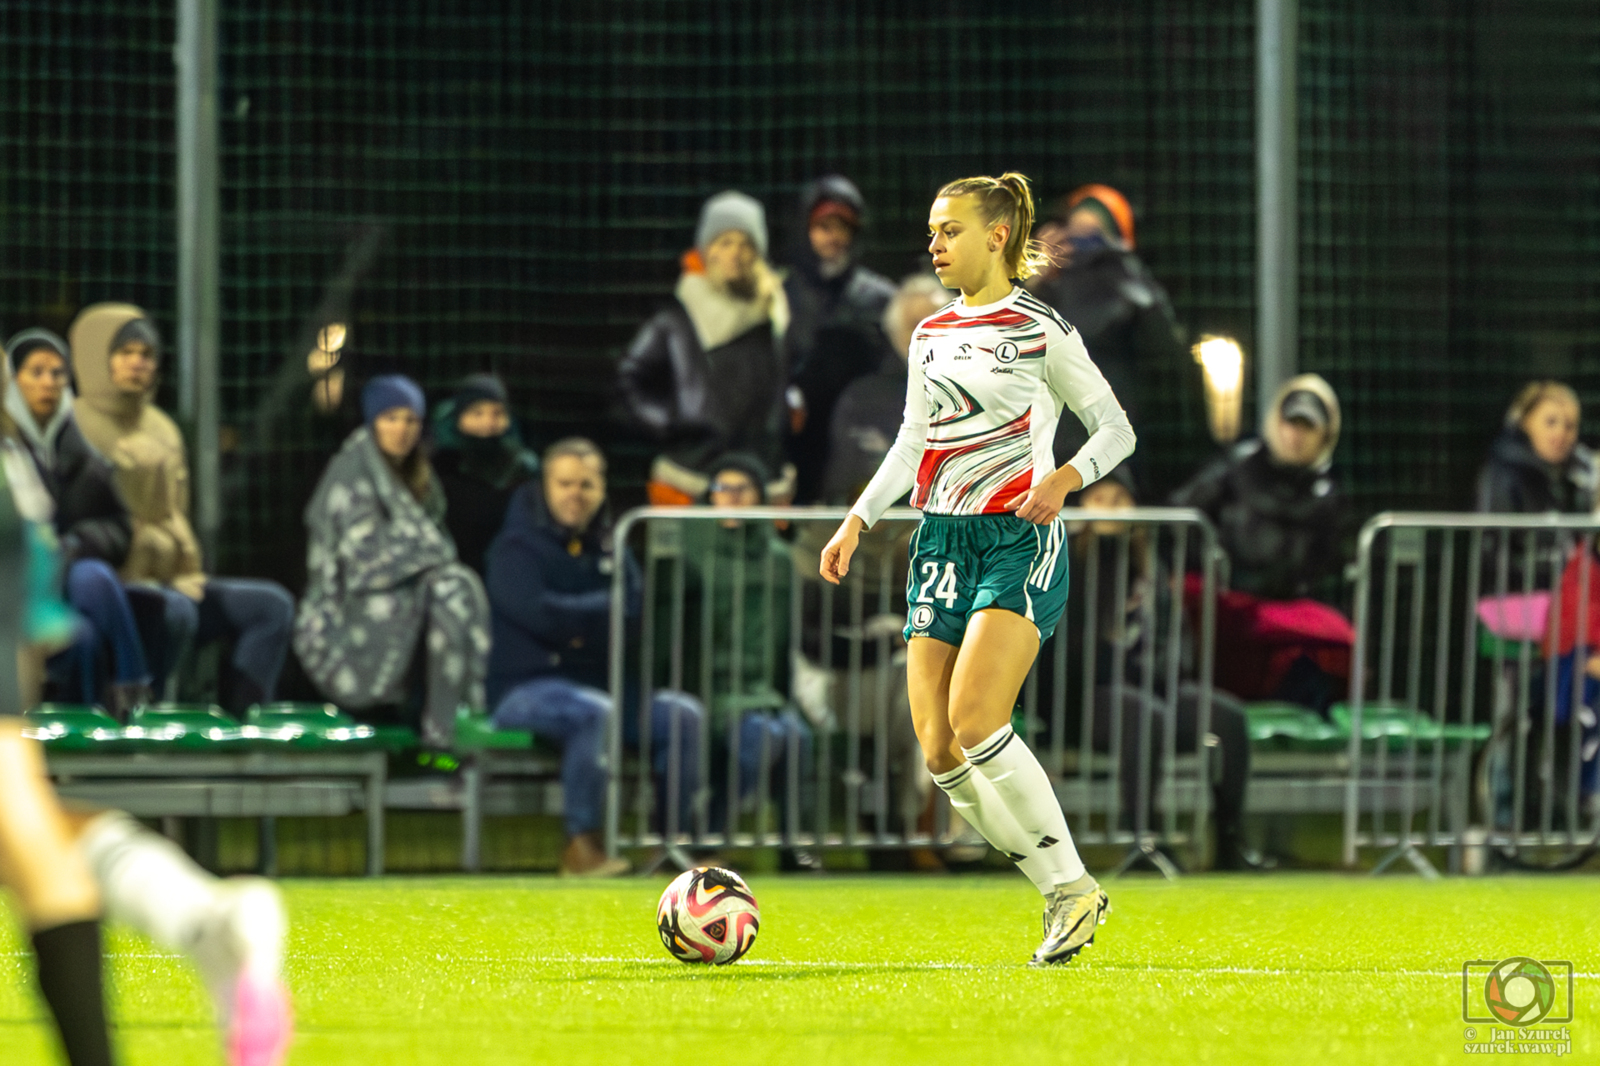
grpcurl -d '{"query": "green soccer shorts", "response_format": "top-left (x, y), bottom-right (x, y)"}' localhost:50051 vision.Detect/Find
top-left (902, 513), bottom-right (1070, 646)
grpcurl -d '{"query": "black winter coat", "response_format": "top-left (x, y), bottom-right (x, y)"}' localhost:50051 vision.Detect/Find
top-left (1474, 427), bottom-right (1595, 590)
top-left (617, 302), bottom-right (789, 480)
top-left (1171, 440), bottom-right (1344, 601)
top-left (1030, 242), bottom-right (1184, 464)
top-left (1476, 427), bottom-right (1594, 516)
top-left (17, 414), bottom-right (132, 568)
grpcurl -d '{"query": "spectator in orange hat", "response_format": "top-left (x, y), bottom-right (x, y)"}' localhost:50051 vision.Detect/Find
top-left (1028, 184), bottom-right (1185, 471)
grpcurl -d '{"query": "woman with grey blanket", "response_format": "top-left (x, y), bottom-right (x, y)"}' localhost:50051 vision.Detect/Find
top-left (294, 375), bottom-right (490, 748)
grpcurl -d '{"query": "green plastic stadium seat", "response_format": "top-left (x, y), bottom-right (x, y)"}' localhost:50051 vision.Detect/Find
top-left (1328, 702), bottom-right (1491, 751)
top-left (453, 707), bottom-right (533, 752)
top-left (1476, 623), bottom-right (1540, 662)
top-left (245, 701), bottom-right (376, 748)
top-left (1243, 702), bottom-right (1343, 751)
top-left (23, 704), bottom-right (126, 751)
top-left (126, 703), bottom-right (245, 749)
top-left (245, 702), bottom-right (418, 752)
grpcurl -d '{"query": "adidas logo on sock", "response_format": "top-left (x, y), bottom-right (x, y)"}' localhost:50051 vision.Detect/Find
top-left (1036, 836), bottom-right (1059, 849)
top-left (1005, 851), bottom-right (1028, 862)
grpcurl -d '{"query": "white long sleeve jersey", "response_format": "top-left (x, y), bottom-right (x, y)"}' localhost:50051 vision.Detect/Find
top-left (848, 286), bottom-right (1136, 528)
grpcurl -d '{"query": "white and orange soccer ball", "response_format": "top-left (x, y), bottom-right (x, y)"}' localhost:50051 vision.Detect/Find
top-left (656, 866), bottom-right (760, 965)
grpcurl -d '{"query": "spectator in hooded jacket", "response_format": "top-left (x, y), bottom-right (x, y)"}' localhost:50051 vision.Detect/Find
top-left (487, 438), bottom-right (704, 876)
top-left (1172, 374), bottom-right (1352, 713)
top-left (295, 375), bottom-right (490, 749)
top-left (783, 175), bottom-right (897, 502)
top-left (1028, 185), bottom-right (1185, 471)
top-left (4, 329), bottom-right (152, 716)
top-left (618, 190), bottom-right (796, 505)
top-left (430, 373), bottom-right (539, 578)
top-left (67, 304), bottom-right (294, 715)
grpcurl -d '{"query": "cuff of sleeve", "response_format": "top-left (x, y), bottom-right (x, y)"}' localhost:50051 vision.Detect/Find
top-left (847, 504), bottom-right (875, 530)
top-left (1067, 455), bottom-right (1104, 488)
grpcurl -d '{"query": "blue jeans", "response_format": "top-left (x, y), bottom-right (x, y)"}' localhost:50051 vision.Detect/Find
top-left (491, 676), bottom-right (704, 836)
top-left (47, 559), bottom-right (151, 702)
top-left (710, 708), bottom-right (813, 830)
top-left (1550, 656), bottom-right (1600, 798)
top-left (160, 578), bottom-right (294, 711)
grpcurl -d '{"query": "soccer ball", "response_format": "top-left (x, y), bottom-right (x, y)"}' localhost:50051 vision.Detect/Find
top-left (656, 866), bottom-right (760, 965)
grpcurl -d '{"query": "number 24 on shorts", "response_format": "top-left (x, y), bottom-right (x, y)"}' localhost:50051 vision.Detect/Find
top-left (917, 561), bottom-right (959, 608)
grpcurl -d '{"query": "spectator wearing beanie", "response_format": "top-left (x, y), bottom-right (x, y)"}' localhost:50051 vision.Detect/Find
top-left (659, 452), bottom-right (811, 824)
top-left (430, 373), bottom-right (539, 578)
top-left (295, 375), bottom-right (490, 748)
top-left (4, 328), bottom-right (154, 715)
top-left (618, 190), bottom-right (796, 505)
top-left (68, 303), bottom-right (294, 714)
top-left (783, 175), bottom-right (897, 503)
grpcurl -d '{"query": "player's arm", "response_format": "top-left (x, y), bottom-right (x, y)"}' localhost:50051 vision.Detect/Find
top-left (820, 334), bottom-right (929, 583)
top-left (1014, 325), bottom-right (1136, 524)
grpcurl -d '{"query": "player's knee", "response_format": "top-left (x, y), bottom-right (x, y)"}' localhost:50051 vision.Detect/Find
top-left (922, 739), bottom-right (963, 776)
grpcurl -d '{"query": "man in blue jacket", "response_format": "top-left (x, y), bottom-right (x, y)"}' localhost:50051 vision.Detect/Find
top-left (486, 437), bottom-right (703, 876)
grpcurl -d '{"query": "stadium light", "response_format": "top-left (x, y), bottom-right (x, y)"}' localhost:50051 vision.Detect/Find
top-left (309, 322), bottom-right (348, 413)
top-left (1193, 334), bottom-right (1245, 444)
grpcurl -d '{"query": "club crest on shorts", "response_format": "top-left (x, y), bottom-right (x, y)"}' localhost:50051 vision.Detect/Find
top-left (994, 341), bottom-right (1019, 364)
top-left (911, 604), bottom-right (934, 630)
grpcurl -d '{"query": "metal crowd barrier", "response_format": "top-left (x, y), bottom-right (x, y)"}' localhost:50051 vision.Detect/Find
top-left (1344, 513), bottom-right (1600, 874)
top-left (603, 505), bottom-right (1220, 873)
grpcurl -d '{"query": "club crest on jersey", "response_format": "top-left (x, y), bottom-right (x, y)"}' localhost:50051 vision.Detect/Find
top-left (994, 341), bottom-right (1019, 364)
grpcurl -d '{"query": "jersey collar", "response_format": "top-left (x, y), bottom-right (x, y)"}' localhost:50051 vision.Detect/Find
top-left (950, 285), bottom-right (1022, 317)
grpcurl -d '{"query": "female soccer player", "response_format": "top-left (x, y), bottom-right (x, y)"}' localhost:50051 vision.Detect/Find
top-left (820, 173), bottom-right (1135, 965)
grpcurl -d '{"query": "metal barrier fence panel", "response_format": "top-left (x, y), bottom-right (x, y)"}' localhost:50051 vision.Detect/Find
top-left (605, 506), bottom-right (1219, 868)
top-left (1344, 513), bottom-right (1600, 873)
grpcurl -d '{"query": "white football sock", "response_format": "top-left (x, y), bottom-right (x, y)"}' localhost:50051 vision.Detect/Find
top-left (963, 725), bottom-right (1087, 889)
top-left (932, 762), bottom-right (1053, 895)
top-left (78, 810), bottom-right (218, 952)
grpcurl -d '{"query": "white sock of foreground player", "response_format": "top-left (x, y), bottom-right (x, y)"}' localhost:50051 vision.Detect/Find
top-left (962, 724), bottom-right (1087, 889)
top-left (932, 762), bottom-right (1054, 895)
top-left (77, 813), bottom-right (286, 1014)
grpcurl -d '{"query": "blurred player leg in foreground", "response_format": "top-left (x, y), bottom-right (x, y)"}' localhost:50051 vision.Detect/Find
top-left (0, 718), bottom-right (114, 1066)
top-left (72, 809), bottom-right (292, 1066)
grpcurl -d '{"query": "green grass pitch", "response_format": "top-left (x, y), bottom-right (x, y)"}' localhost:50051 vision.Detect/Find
top-left (2, 873), bottom-right (1594, 1064)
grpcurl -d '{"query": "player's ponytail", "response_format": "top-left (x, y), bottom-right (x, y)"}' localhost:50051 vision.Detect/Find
top-left (937, 171), bottom-right (1052, 281)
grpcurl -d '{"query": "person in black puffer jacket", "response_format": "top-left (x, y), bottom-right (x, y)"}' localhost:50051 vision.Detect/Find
top-left (1475, 381), bottom-right (1595, 591)
top-left (1172, 375), bottom-right (1345, 601)
top-left (4, 328), bottom-right (153, 715)
top-left (1172, 375), bottom-right (1352, 713)
top-left (618, 190), bottom-right (796, 505)
top-left (783, 175), bottom-right (897, 503)
top-left (430, 373), bottom-right (539, 578)
top-left (1477, 381), bottom-right (1594, 515)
